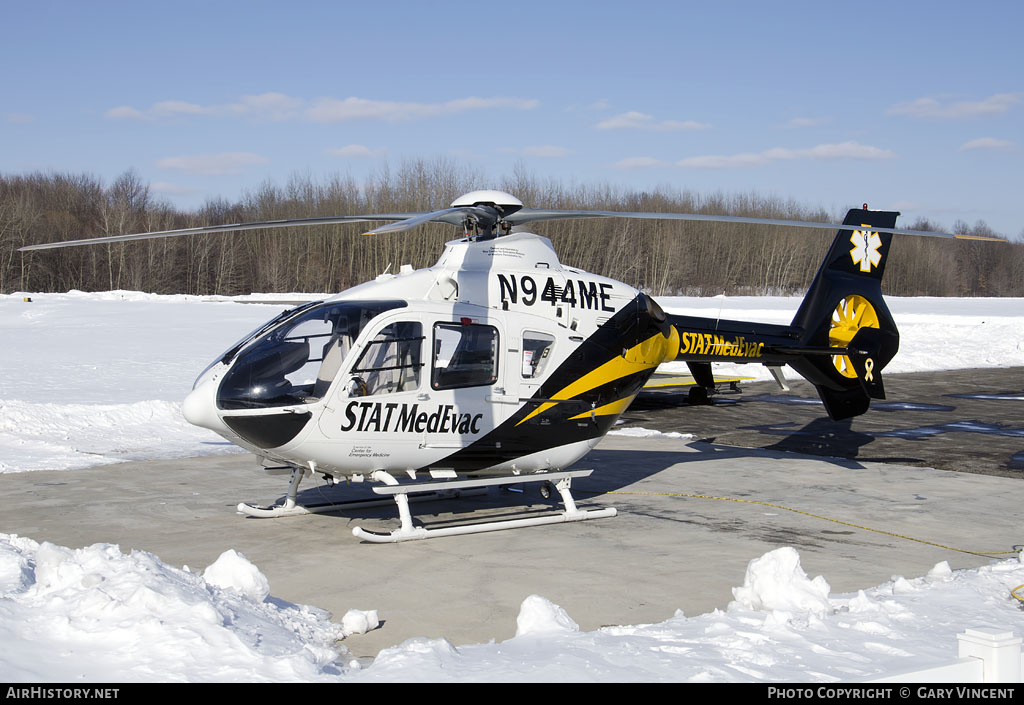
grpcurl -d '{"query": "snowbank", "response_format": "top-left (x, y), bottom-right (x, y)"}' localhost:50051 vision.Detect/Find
top-left (0, 399), bottom-right (239, 473)
top-left (354, 548), bottom-right (1024, 683)
top-left (6, 534), bottom-right (1022, 682)
top-left (0, 535), bottom-right (348, 682)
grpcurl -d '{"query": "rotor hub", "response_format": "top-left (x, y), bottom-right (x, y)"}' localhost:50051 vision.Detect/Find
top-left (450, 190), bottom-right (523, 217)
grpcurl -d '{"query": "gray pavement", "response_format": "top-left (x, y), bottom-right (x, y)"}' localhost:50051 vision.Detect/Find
top-left (2, 427), bottom-right (1022, 659)
top-left (626, 366), bottom-right (1024, 477)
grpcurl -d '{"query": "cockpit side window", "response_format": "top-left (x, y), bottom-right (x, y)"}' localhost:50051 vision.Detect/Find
top-left (350, 322), bottom-right (424, 396)
top-left (216, 300), bottom-right (405, 410)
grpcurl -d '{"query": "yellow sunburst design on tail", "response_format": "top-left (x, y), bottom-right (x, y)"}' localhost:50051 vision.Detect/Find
top-left (829, 295), bottom-right (879, 378)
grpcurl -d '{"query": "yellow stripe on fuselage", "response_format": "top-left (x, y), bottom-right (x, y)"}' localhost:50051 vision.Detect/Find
top-left (515, 326), bottom-right (678, 427)
top-left (568, 393), bottom-right (638, 421)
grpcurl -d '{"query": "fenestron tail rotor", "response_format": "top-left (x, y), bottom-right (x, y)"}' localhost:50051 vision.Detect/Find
top-left (829, 295), bottom-right (880, 378)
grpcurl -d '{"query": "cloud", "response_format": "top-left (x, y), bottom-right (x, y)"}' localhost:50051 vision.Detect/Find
top-left (5, 113), bottom-right (34, 124)
top-left (784, 116), bottom-right (832, 129)
top-left (306, 96), bottom-right (538, 123)
top-left (959, 137), bottom-right (1016, 152)
top-left (610, 156), bottom-right (667, 169)
top-left (225, 93), bottom-right (304, 121)
top-left (785, 142), bottom-right (896, 160)
top-left (677, 152), bottom-right (769, 169)
top-left (523, 145), bottom-right (570, 158)
top-left (608, 143), bottom-right (893, 170)
top-left (596, 111), bottom-right (710, 131)
top-left (327, 144), bottom-right (387, 158)
top-left (107, 93), bottom-right (536, 124)
top-left (155, 152), bottom-right (269, 175)
top-left (107, 100), bottom-right (209, 120)
top-left (106, 93), bottom-right (301, 122)
top-left (106, 106), bottom-right (146, 120)
top-left (677, 141), bottom-right (896, 169)
top-left (499, 145), bottom-right (570, 158)
top-left (886, 92), bottom-right (1023, 119)
top-left (149, 100), bottom-right (209, 118)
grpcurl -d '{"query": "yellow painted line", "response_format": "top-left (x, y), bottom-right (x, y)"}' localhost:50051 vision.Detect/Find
top-left (644, 375), bottom-right (696, 387)
top-left (643, 375), bottom-right (754, 388)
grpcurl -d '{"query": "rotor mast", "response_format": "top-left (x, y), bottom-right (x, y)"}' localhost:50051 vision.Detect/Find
top-left (449, 189), bottom-right (523, 240)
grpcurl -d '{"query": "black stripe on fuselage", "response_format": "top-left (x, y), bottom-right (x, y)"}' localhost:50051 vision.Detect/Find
top-left (427, 293), bottom-right (671, 473)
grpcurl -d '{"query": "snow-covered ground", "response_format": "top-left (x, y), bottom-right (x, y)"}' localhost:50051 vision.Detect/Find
top-left (1, 290), bottom-right (1023, 682)
top-left (4, 291), bottom-right (1021, 475)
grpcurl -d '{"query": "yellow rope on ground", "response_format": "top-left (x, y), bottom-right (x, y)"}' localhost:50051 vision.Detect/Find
top-left (603, 489), bottom-right (1020, 558)
top-left (601, 489), bottom-right (1024, 605)
top-left (1012, 585), bottom-right (1024, 605)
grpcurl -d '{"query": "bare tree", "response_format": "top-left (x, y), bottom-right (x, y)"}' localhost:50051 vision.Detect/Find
top-left (2, 166), bottom-right (1021, 297)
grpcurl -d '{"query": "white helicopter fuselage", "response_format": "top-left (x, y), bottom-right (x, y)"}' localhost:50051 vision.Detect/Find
top-left (183, 230), bottom-right (678, 480)
top-left (20, 188), bottom-right (937, 538)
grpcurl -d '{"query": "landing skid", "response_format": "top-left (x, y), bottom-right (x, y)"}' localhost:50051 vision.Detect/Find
top-left (238, 465), bottom-right (329, 518)
top-left (351, 469), bottom-right (616, 543)
top-left (236, 466), bottom-right (485, 519)
top-left (236, 466), bottom-right (617, 542)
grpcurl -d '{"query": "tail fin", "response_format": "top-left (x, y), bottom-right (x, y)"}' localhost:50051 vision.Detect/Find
top-left (787, 207), bottom-right (901, 420)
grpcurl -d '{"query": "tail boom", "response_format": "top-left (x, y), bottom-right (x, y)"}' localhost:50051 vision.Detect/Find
top-left (665, 206), bottom-right (902, 421)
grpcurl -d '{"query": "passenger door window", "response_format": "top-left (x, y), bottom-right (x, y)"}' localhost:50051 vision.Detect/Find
top-left (432, 322), bottom-right (499, 390)
top-left (522, 331), bottom-right (555, 379)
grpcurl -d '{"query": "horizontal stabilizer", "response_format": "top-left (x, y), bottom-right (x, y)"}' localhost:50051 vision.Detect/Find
top-left (846, 326), bottom-right (898, 400)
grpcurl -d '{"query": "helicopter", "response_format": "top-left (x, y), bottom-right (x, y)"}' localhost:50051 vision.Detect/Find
top-left (19, 189), bottom-right (991, 541)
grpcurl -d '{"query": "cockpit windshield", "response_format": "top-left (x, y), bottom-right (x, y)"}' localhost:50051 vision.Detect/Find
top-left (216, 300), bottom-right (406, 410)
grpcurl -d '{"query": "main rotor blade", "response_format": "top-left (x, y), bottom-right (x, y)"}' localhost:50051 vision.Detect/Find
top-left (17, 213), bottom-right (424, 251)
top-left (505, 208), bottom-right (1002, 241)
top-left (19, 203), bottom-right (1005, 252)
top-left (361, 206), bottom-right (489, 236)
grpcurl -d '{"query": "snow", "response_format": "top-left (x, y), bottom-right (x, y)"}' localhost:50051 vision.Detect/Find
top-left (608, 425), bottom-right (695, 441)
top-left (655, 294), bottom-right (1024, 384)
top-left (731, 547), bottom-right (832, 619)
top-left (0, 537), bottom-right (348, 682)
top-left (7, 534), bottom-right (1022, 683)
top-left (1, 290), bottom-right (1024, 682)
top-left (515, 595), bottom-right (581, 637)
top-left (1, 291), bottom-right (277, 473)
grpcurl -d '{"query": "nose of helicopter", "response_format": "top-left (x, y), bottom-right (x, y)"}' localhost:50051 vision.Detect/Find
top-left (182, 379), bottom-right (227, 433)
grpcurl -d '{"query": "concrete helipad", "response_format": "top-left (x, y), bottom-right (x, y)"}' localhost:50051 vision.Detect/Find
top-left (2, 432), bottom-right (1021, 659)
top-left (625, 366), bottom-right (1024, 477)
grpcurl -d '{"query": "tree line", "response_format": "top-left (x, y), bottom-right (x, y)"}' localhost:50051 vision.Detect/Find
top-left (2, 161), bottom-right (1021, 298)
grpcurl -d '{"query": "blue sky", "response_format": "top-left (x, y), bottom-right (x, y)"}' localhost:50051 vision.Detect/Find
top-left (2, 0), bottom-right (1021, 237)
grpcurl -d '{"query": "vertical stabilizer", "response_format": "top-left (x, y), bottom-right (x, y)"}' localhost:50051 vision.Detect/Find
top-left (787, 207), bottom-right (901, 419)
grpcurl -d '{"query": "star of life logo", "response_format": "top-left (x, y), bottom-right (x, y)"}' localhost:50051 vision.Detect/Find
top-left (849, 228), bottom-right (882, 273)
